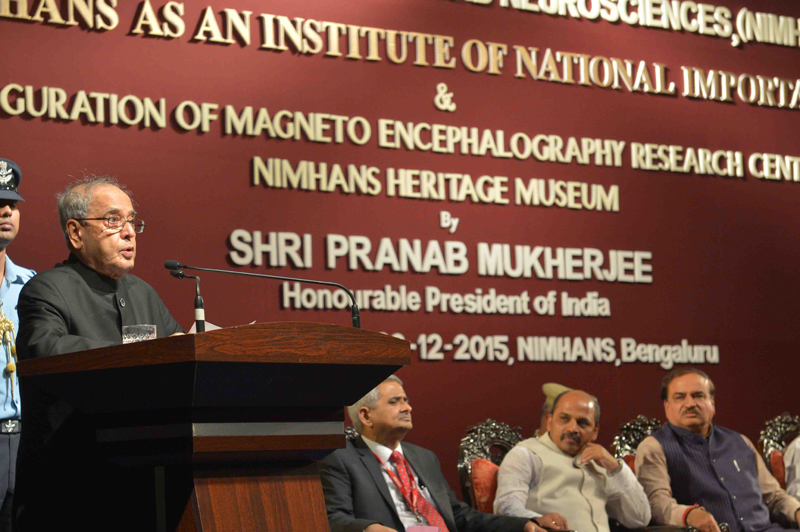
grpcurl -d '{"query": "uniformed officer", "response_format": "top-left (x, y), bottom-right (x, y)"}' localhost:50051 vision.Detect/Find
top-left (0, 158), bottom-right (35, 531)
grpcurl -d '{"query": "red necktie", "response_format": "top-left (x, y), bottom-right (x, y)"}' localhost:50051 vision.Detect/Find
top-left (390, 450), bottom-right (448, 532)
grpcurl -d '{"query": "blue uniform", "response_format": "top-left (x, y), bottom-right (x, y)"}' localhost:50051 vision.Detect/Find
top-left (0, 255), bottom-right (34, 522)
top-left (0, 256), bottom-right (34, 420)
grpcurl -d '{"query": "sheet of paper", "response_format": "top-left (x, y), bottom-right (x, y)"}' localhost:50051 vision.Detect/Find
top-left (187, 321), bottom-right (256, 333)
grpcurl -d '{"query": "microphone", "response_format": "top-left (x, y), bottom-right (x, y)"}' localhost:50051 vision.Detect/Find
top-left (165, 260), bottom-right (361, 328)
top-left (164, 260), bottom-right (182, 271)
top-left (169, 269), bottom-right (205, 333)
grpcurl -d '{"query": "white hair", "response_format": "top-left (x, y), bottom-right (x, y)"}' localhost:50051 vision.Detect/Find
top-left (347, 375), bottom-right (403, 434)
top-left (56, 175), bottom-right (132, 250)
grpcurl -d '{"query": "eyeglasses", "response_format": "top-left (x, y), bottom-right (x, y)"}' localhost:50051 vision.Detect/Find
top-left (75, 216), bottom-right (146, 234)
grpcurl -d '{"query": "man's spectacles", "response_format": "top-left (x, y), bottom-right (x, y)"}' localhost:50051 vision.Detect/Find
top-left (75, 216), bottom-right (146, 234)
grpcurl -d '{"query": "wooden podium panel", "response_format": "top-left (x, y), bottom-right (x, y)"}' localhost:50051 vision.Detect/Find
top-left (18, 322), bottom-right (411, 531)
top-left (189, 465), bottom-right (328, 532)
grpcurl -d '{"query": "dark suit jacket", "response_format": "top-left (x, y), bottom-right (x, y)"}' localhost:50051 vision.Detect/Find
top-left (319, 435), bottom-right (530, 532)
top-left (17, 254), bottom-right (183, 358)
top-left (14, 256), bottom-right (183, 531)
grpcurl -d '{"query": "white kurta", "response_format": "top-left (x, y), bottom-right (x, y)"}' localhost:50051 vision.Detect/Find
top-left (494, 433), bottom-right (651, 532)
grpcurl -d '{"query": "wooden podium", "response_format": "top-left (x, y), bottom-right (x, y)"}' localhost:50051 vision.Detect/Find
top-left (18, 322), bottom-right (411, 531)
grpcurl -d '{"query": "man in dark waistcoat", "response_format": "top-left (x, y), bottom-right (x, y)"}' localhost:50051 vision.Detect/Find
top-left (635, 368), bottom-right (799, 532)
top-left (15, 176), bottom-right (184, 530)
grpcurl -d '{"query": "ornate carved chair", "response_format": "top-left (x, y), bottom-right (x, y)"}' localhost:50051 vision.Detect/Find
top-left (457, 418), bottom-right (524, 513)
top-left (757, 413), bottom-right (800, 488)
top-left (611, 415), bottom-right (663, 473)
top-left (344, 426), bottom-right (360, 441)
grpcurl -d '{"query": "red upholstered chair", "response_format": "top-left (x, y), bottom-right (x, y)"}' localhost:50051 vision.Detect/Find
top-left (757, 413), bottom-right (800, 488)
top-left (470, 458), bottom-right (501, 513)
top-left (611, 415), bottom-right (663, 474)
top-left (457, 419), bottom-right (524, 512)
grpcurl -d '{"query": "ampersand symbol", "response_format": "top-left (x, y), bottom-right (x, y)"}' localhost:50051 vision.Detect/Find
top-left (434, 83), bottom-right (457, 112)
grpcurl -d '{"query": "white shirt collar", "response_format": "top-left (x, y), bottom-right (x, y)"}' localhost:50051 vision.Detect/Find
top-left (3, 256), bottom-right (21, 284)
top-left (2, 256), bottom-right (11, 285)
top-left (361, 434), bottom-right (404, 465)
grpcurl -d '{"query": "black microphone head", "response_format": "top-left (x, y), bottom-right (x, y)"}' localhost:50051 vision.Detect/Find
top-left (170, 269), bottom-right (186, 279)
top-left (164, 260), bottom-right (183, 270)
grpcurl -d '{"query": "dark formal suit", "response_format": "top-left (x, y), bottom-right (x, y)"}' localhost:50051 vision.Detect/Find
top-left (14, 255), bottom-right (183, 531)
top-left (17, 254), bottom-right (183, 358)
top-left (319, 435), bottom-right (531, 532)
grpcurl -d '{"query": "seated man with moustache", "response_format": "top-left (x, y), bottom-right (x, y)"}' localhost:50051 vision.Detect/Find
top-left (319, 375), bottom-right (543, 532)
top-left (636, 368), bottom-right (800, 532)
top-left (494, 390), bottom-right (651, 532)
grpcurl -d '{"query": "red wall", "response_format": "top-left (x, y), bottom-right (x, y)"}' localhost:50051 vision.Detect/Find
top-left (2, 0), bottom-right (800, 493)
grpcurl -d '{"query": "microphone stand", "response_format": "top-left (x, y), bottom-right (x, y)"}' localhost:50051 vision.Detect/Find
top-left (170, 269), bottom-right (205, 333)
top-left (165, 261), bottom-right (361, 328)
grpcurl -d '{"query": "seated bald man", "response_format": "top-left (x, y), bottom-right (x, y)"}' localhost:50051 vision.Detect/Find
top-left (319, 375), bottom-right (543, 532)
top-left (495, 390), bottom-right (651, 532)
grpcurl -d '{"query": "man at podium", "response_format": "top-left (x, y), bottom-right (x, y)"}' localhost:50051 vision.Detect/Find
top-left (319, 375), bottom-right (541, 532)
top-left (17, 176), bottom-right (183, 356)
top-left (14, 176), bottom-right (183, 530)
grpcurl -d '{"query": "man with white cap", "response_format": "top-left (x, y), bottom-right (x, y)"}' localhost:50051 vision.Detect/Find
top-left (0, 158), bottom-right (34, 530)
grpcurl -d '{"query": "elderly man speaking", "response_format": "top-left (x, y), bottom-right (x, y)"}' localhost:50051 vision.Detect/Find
top-left (15, 176), bottom-right (184, 531)
top-left (17, 175), bottom-right (183, 355)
